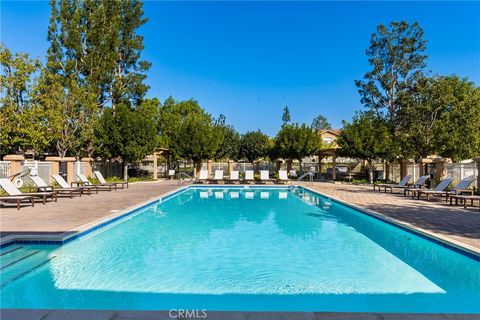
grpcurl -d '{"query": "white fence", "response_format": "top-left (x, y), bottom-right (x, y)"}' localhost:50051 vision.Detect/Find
top-left (445, 163), bottom-right (478, 181)
top-left (0, 161), bottom-right (11, 178)
top-left (74, 161), bottom-right (87, 178)
top-left (21, 161), bottom-right (52, 185)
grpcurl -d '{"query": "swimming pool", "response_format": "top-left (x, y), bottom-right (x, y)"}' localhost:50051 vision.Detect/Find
top-left (1, 186), bottom-right (479, 313)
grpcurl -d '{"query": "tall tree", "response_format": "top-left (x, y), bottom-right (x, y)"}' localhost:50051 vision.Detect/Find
top-left (282, 105), bottom-right (291, 124)
top-left (239, 130), bottom-right (270, 163)
top-left (356, 21), bottom-right (427, 140)
top-left (95, 99), bottom-right (159, 180)
top-left (311, 115), bottom-right (332, 130)
top-left (46, 0), bottom-right (150, 156)
top-left (337, 111), bottom-right (393, 183)
top-left (275, 123), bottom-right (321, 172)
top-left (0, 45), bottom-right (48, 156)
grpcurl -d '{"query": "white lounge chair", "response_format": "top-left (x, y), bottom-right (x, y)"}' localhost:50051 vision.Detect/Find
top-left (374, 175), bottom-right (412, 193)
top-left (94, 171), bottom-right (128, 189)
top-left (409, 176), bottom-right (453, 199)
top-left (227, 170), bottom-right (239, 184)
top-left (0, 178), bottom-right (57, 205)
top-left (76, 173), bottom-right (116, 191)
top-left (260, 170), bottom-right (273, 184)
top-left (196, 170), bottom-right (209, 183)
top-left (30, 175), bottom-right (82, 198)
top-left (277, 170), bottom-right (289, 184)
top-left (211, 170), bottom-right (224, 183)
top-left (244, 170), bottom-right (255, 184)
top-left (52, 174), bottom-right (98, 194)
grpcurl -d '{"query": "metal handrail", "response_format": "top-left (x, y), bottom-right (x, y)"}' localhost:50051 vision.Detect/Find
top-left (297, 172), bottom-right (314, 187)
top-left (177, 172), bottom-right (194, 184)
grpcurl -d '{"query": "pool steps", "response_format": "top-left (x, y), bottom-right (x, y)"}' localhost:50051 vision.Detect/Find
top-left (0, 246), bottom-right (55, 288)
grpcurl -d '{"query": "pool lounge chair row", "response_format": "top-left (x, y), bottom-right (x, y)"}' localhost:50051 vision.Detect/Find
top-left (195, 170), bottom-right (290, 184)
top-left (374, 174), bottom-right (478, 210)
top-left (0, 171), bottom-right (128, 210)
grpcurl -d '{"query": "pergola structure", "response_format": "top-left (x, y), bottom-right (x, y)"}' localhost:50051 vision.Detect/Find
top-left (317, 129), bottom-right (342, 180)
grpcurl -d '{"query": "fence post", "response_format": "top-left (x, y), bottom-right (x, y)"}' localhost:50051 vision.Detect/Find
top-left (3, 154), bottom-right (24, 176)
top-left (81, 157), bottom-right (94, 178)
top-left (475, 157), bottom-right (480, 189)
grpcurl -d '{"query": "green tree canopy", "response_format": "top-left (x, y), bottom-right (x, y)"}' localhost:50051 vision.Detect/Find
top-left (158, 98), bottom-right (222, 173)
top-left (214, 120), bottom-right (241, 160)
top-left (311, 114), bottom-right (332, 130)
top-left (95, 99), bottom-right (159, 179)
top-left (274, 123), bottom-right (321, 164)
top-left (239, 130), bottom-right (270, 163)
top-left (337, 111), bottom-right (393, 182)
top-left (0, 45), bottom-right (48, 156)
top-left (396, 76), bottom-right (480, 161)
top-left (434, 78), bottom-right (480, 161)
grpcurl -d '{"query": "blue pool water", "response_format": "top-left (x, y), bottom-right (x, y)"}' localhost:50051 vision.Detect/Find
top-left (0, 187), bottom-right (479, 313)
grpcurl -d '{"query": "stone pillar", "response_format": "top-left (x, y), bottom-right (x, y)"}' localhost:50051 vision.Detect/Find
top-left (152, 153), bottom-right (158, 181)
top-left (64, 157), bottom-right (77, 184)
top-left (433, 157), bottom-right (450, 181)
top-left (227, 160), bottom-right (234, 175)
top-left (3, 154), bottom-right (24, 177)
top-left (475, 157), bottom-right (480, 189)
top-left (317, 155), bottom-right (322, 174)
top-left (45, 156), bottom-right (61, 178)
top-left (81, 157), bottom-right (94, 178)
top-left (385, 161), bottom-right (390, 181)
top-left (332, 154), bottom-right (337, 180)
top-left (206, 160), bottom-right (212, 177)
top-left (400, 159), bottom-right (411, 180)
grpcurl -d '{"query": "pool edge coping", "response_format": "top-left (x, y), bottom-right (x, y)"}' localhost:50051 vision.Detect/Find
top-left (1, 183), bottom-right (479, 260)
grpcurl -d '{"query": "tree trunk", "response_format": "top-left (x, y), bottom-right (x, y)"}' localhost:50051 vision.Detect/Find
top-left (286, 159), bottom-right (293, 173)
top-left (123, 160), bottom-right (129, 181)
top-left (195, 160), bottom-right (203, 178)
top-left (367, 160), bottom-right (374, 184)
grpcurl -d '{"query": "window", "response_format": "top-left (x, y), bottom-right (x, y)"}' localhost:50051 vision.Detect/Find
top-left (323, 137), bottom-right (334, 143)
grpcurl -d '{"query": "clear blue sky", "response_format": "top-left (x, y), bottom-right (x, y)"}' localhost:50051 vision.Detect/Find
top-left (2, 1), bottom-right (479, 135)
